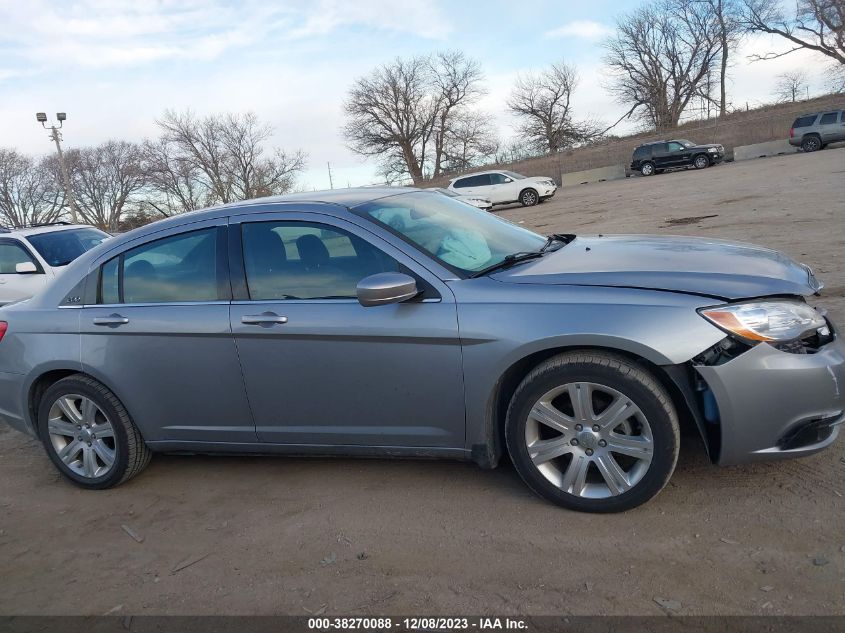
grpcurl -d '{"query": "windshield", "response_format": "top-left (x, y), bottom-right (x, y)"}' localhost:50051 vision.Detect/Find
top-left (501, 170), bottom-right (526, 180)
top-left (434, 188), bottom-right (460, 198)
top-left (26, 227), bottom-right (109, 267)
top-left (355, 191), bottom-right (546, 275)
top-left (676, 139), bottom-right (695, 148)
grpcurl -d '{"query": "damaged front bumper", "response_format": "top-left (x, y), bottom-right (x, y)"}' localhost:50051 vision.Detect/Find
top-left (695, 333), bottom-right (844, 466)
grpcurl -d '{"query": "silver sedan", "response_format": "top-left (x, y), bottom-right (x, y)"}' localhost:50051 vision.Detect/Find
top-left (0, 188), bottom-right (841, 512)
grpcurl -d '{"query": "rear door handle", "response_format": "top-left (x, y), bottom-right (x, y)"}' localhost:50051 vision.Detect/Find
top-left (241, 313), bottom-right (288, 325)
top-left (92, 314), bottom-right (129, 326)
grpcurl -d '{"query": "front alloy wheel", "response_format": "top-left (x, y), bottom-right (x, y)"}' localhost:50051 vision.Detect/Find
top-left (520, 189), bottom-right (538, 207)
top-left (525, 382), bottom-right (654, 498)
top-left (694, 155), bottom-right (710, 169)
top-left (506, 351), bottom-right (679, 512)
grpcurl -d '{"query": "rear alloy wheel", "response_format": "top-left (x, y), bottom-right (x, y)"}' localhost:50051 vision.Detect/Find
top-left (693, 155), bottom-right (710, 169)
top-left (506, 351), bottom-right (679, 512)
top-left (519, 189), bottom-right (539, 207)
top-left (38, 375), bottom-right (151, 489)
top-left (801, 136), bottom-right (821, 152)
top-left (640, 162), bottom-right (655, 176)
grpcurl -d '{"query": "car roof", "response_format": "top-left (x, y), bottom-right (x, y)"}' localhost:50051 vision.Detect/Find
top-left (0, 224), bottom-right (104, 238)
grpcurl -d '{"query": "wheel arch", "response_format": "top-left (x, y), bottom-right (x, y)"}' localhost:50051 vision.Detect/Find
top-left (27, 365), bottom-right (131, 438)
top-left (479, 344), bottom-right (708, 469)
top-left (519, 186), bottom-right (538, 200)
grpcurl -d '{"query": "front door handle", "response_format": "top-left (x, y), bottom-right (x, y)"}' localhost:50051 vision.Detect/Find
top-left (241, 312), bottom-right (288, 325)
top-left (92, 314), bottom-right (129, 326)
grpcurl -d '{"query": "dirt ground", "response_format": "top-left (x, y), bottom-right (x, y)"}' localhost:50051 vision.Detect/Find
top-left (1, 149), bottom-right (844, 617)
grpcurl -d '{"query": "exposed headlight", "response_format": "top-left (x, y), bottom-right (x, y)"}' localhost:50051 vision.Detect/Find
top-left (700, 301), bottom-right (827, 342)
top-left (707, 147), bottom-right (718, 153)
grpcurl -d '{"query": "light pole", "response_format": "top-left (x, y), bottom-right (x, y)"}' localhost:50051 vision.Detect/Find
top-left (36, 112), bottom-right (79, 224)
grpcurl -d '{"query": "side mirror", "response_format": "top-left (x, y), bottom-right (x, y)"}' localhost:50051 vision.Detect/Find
top-left (15, 262), bottom-right (38, 274)
top-left (357, 272), bottom-right (418, 307)
top-left (503, 177), bottom-right (512, 183)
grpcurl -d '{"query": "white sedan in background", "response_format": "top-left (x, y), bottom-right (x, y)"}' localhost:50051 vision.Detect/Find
top-left (447, 170), bottom-right (557, 207)
top-left (0, 223), bottom-right (110, 305)
top-left (434, 187), bottom-right (492, 211)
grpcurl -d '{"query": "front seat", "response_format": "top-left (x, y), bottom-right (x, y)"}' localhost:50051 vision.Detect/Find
top-left (296, 234), bottom-right (330, 269)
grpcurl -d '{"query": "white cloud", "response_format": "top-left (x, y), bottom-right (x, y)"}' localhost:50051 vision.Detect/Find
top-left (543, 20), bottom-right (612, 40)
top-left (0, 0), bottom-right (450, 71)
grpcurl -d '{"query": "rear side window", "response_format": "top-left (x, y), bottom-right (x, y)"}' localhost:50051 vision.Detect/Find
top-left (793, 115), bottom-right (817, 128)
top-left (819, 112), bottom-right (838, 125)
top-left (0, 241), bottom-right (39, 274)
top-left (99, 228), bottom-right (220, 304)
top-left (452, 177), bottom-right (470, 189)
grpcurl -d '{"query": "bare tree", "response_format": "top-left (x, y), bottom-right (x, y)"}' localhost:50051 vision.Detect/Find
top-left (696, 0), bottom-right (744, 116)
top-left (67, 141), bottom-right (146, 232)
top-left (774, 69), bottom-right (810, 101)
top-left (343, 52), bottom-right (487, 185)
top-left (0, 149), bottom-right (66, 228)
top-left (604, 0), bottom-right (722, 129)
top-left (141, 137), bottom-right (209, 217)
top-left (507, 61), bottom-right (601, 153)
top-left (741, 0), bottom-right (844, 64)
top-left (441, 110), bottom-right (499, 172)
top-left (155, 110), bottom-right (306, 206)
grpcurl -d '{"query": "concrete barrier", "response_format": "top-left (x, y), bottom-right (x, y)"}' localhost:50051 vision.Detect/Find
top-left (733, 140), bottom-right (797, 161)
top-left (562, 164), bottom-right (626, 187)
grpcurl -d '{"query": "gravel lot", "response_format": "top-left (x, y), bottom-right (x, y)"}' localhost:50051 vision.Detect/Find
top-left (1, 148), bottom-right (843, 617)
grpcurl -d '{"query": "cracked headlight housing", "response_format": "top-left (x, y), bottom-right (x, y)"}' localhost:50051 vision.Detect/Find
top-left (700, 301), bottom-right (828, 343)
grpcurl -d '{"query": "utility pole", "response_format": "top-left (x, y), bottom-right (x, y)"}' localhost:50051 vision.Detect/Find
top-left (327, 162), bottom-right (334, 189)
top-left (36, 112), bottom-right (79, 224)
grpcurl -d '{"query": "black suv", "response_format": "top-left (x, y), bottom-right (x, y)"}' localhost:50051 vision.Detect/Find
top-left (630, 139), bottom-right (725, 176)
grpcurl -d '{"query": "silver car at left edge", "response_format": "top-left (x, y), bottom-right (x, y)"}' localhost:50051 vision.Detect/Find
top-left (0, 188), bottom-right (841, 512)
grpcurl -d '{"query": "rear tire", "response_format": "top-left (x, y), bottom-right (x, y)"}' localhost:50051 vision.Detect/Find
top-left (640, 162), bottom-right (655, 176)
top-left (505, 351), bottom-right (679, 513)
top-left (38, 374), bottom-right (151, 489)
top-left (801, 135), bottom-right (821, 152)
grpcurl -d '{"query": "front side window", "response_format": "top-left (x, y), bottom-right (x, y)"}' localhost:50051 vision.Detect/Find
top-left (241, 222), bottom-right (400, 300)
top-left (667, 142), bottom-right (685, 152)
top-left (819, 112), bottom-right (838, 125)
top-left (99, 228), bottom-right (219, 304)
top-left (489, 173), bottom-right (509, 185)
top-left (26, 228), bottom-right (109, 267)
top-left (356, 191), bottom-right (546, 274)
top-left (0, 241), bottom-right (39, 274)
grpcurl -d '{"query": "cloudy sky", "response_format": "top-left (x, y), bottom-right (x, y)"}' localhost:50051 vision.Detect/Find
top-left (0, 0), bottom-right (832, 190)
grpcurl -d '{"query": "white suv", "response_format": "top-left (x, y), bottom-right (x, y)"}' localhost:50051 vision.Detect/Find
top-left (447, 170), bottom-right (557, 207)
top-left (0, 223), bottom-right (110, 305)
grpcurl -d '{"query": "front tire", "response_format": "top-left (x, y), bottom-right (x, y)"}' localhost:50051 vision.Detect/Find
top-left (505, 351), bottom-right (679, 513)
top-left (38, 375), bottom-right (151, 489)
top-left (519, 189), bottom-right (539, 207)
top-left (693, 155), bottom-right (710, 169)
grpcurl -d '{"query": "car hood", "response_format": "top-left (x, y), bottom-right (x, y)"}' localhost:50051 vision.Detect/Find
top-left (490, 235), bottom-right (822, 300)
